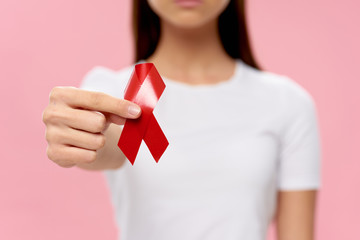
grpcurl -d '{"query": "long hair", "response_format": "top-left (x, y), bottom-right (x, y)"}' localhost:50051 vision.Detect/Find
top-left (132, 0), bottom-right (260, 70)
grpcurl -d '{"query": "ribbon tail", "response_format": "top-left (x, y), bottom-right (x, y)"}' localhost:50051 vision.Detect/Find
top-left (118, 120), bottom-right (143, 165)
top-left (143, 114), bottom-right (169, 163)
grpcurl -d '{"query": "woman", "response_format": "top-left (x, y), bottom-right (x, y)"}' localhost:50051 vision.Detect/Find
top-left (42, 0), bottom-right (321, 239)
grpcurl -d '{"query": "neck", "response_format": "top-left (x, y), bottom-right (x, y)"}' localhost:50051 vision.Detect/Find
top-left (146, 20), bottom-right (235, 85)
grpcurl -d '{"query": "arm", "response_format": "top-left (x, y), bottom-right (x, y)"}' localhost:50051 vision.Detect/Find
top-left (275, 190), bottom-right (318, 240)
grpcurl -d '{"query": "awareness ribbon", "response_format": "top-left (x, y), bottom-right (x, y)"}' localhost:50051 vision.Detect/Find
top-left (118, 63), bottom-right (169, 165)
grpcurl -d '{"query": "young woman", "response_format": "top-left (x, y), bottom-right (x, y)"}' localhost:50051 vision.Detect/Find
top-left (42, 0), bottom-right (321, 239)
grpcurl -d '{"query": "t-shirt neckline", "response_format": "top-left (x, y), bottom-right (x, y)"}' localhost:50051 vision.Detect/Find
top-left (137, 59), bottom-right (243, 90)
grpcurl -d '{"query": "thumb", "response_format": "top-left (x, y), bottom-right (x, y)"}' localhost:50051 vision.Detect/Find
top-left (99, 114), bottom-right (123, 133)
top-left (107, 113), bottom-right (126, 126)
top-left (105, 111), bottom-right (143, 126)
top-left (102, 105), bottom-right (141, 129)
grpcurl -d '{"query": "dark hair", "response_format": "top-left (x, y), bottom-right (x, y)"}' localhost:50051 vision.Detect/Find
top-left (132, 0), bottom-right (260, 69)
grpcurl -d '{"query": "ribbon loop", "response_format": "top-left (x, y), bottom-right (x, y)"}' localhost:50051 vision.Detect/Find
top-left (118, 63), bottom-right (169, 165)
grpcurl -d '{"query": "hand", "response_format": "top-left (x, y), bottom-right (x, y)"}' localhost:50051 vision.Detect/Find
top-left (42, 87), bottom-right (141, 168)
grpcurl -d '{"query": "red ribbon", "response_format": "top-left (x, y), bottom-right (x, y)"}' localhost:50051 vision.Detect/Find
top-left (118, 63), bottom-right (169, 165)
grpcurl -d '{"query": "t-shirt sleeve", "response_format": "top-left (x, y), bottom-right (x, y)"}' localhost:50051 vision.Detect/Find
top-left (79, 66), bottom-right (105, 91)
top-left (277, 79), bottom-right (322, 191)
top-left (78, 66), bottom-right (128, 99)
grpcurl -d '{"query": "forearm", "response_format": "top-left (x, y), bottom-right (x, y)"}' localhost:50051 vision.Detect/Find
top-left (76, 124), bottom-right (126, 170)
top-left (276, 190), bottom-right (317, 240)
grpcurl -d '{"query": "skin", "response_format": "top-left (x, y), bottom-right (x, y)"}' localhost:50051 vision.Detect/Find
top-left (42, 0), bottom-right (318, 239)
top-left (42, 87), bottom-right (135, 169)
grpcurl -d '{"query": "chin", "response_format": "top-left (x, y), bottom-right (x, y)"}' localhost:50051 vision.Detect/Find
top-left (167, 13), bottom-right (214, 29)
top-left (148, 0), bottom-right (230, 29)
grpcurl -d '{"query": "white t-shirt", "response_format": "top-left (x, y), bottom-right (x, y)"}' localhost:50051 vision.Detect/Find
top-left (79, 59), bottom-right (321, 240)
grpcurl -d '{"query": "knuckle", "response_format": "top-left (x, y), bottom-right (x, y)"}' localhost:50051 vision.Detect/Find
top-left (45, 128), bottom-right (52, 143)
top-left (87, 151), bottom-right (97, 163)
top-left (49, 87), bottom-right (62, 102)
top-left (46, 145), bottom-right (57, 162)
top-left (45, 126), bottom-right (61, 144)
top-left (47, 145), bottom-right (62, 163)
top-left (42, 107), bottom-right (50, 123)
top-left (50, 86), bottom-right (72, 103)
top-left (57, 161), bottom-right (75, 168)
top-left (43, 106), bottom-right (65, 125)
top-left (95, 135), bottom-right (106, 149)
top-left (94, 114), bottom-right (106, 132)
top-left (46, 145), bottom-right (52, 158)
top-left (47, 145), bottom-right (74, 168)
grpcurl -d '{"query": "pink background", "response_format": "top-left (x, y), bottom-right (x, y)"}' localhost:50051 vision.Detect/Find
top-left (1, 0), bottom-right (359, 239)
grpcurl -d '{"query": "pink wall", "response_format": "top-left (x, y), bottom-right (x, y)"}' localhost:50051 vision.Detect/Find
top-left (0, 0), bottom-right (359, 239)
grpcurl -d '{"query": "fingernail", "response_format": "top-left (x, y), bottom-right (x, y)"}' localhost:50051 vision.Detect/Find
top-left (128, 105), bottom-right (141, 116)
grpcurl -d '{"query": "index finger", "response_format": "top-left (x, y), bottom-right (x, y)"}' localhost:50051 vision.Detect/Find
top-left (61, 87), bottom-right (141, 118)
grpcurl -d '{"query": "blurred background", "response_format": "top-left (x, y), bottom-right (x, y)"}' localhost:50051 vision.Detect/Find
top-left (0, 0), bottom-right (359, 239)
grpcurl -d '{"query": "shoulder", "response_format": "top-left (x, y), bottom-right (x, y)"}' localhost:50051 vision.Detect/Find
top-left (79, 64), bottom-right (134, 97)
top-left (239, 60), bottom-right (317, 112)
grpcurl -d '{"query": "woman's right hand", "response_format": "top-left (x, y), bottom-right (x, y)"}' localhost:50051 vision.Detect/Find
top-left (42, 87), bottom-right (141, 168)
